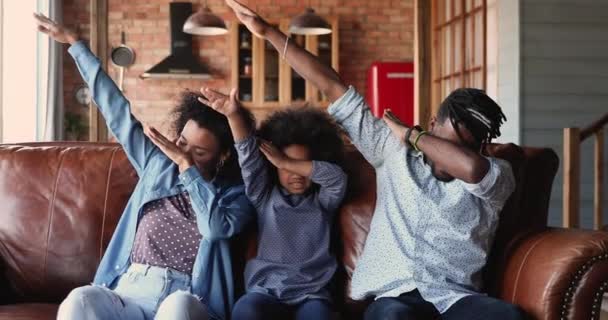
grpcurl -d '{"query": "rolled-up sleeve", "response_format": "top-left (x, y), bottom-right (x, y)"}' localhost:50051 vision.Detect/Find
top-left (460, 157), bottom-right (516, 210)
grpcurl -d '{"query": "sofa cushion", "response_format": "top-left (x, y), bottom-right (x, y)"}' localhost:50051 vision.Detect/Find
top-left (0, 303), bottom-right (58, 320)
top-left (0, 143), bottom-right (137, 303)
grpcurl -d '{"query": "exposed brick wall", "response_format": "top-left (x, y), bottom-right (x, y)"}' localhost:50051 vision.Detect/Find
top-left (63, 0), bottom-right (413, 139)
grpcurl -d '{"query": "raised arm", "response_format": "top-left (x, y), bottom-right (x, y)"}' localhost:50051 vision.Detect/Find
top-left (225, 0), bottom-right (347, 102)
top-left (200, 87), bottom-right (273, 208)
top-left (35, 13), bottom-right (156, 175)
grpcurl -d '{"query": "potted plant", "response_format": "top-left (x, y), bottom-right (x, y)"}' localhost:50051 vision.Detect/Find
top-left (64, 112), bottom-right (87, 141)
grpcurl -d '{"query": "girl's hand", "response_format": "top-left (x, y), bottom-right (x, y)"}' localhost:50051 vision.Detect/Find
top-left (34, 13), bottom-right (79, 44)
top-left (144, 126), bottom-right (193, 172)
top-left (259, 140), bottom-right (288, 169)
top-left (225, 0), bottom-right (271, 39)
top-left (383, 109), bottom-right (409, 143)
top-left (199, 87), bottom-right (240, 118)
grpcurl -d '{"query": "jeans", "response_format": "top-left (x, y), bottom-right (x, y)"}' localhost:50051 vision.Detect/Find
top-left (231, 292), bottom-right (333, 320)
top-left (57, 264), bottom-right (209, 320)
top-left (364, 290), bottom-right (526, 320)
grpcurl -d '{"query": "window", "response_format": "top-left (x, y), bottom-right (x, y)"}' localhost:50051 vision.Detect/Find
top-left (431, 0), bottom-right (487, 114)
top-left (0, 0), bottom-right (43, 143)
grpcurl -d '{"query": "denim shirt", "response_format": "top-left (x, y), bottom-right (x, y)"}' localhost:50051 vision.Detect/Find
top-left (68, 41), bottom-right (254, 320)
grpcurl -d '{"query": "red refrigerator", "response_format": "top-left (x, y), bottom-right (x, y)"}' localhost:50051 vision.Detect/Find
top-left (366, 62), bottom-right (415, 126)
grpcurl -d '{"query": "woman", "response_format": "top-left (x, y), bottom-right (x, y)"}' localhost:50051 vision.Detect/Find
top-left (35, 13), bottom-right (254, 320)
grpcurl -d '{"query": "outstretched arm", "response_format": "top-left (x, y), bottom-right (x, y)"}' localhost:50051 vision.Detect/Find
top-left (201, 87), bottom-right (273, 208)
top-left (225, 0), bottom-right (402, 167)
top-left (225, 0), bottom-right (347, 102)
top-left (35, 13), bottom-right (157, 175)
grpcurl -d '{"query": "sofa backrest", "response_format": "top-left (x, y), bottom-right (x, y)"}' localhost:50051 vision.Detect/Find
top-left (0, 142), bottom-right (559, 307)
top-left (0, 143), bottom-right (137, 303)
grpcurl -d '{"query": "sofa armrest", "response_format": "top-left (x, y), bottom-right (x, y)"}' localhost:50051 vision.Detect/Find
top-left (498, 227), bottom-right (608, 320)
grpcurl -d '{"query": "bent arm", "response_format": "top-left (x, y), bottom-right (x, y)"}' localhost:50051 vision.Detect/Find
top-left (179, 167), bottom-right (254, 240)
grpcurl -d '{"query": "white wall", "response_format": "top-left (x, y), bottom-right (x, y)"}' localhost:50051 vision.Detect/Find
top-left (521, 0), bottom-right (608, 228)
top-left (486, 0), bottom-right (521, 145)
top-left (0, 0), bottom-right (38, 143)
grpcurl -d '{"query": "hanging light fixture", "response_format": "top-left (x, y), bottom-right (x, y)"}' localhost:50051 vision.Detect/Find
top-left (183, 2), bottom-right (228, 36)
top-left (289, 7), bottom-right (332, 35)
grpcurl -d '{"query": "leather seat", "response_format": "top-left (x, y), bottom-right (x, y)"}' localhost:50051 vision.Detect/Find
top-left (0, 142), bottom-right (606, 320)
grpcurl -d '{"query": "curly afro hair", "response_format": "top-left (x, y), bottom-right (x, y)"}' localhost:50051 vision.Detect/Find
top-left (257, 107), bottom-right (345, 165)
top-left (171, 90), bottom-right (255, 183)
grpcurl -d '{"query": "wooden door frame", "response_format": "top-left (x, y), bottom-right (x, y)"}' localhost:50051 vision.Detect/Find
top-left (414, 0), bottom-right (432, 128)
top-left (89, 0), bottom-right (108, 142)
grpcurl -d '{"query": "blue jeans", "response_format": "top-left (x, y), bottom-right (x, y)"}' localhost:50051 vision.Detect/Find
top-left (364, 290), bottom-right (526, 320)
top-left (232, 292), bottom-right (333, 320)
top-left (57, 264), bottom-right (209, 320)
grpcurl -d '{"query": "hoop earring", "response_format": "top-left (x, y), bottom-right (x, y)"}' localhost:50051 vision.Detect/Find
top-left (216, 159), bottom-right (225, 172)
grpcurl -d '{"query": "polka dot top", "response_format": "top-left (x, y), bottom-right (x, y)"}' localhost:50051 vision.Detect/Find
top-left (130, 192), bottom-right (202, 274)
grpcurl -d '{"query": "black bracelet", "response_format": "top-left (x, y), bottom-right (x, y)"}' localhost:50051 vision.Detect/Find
top-left (404, 126), bottom-right (414, 148)
top-left (405, 125), bottom-right (423, 147)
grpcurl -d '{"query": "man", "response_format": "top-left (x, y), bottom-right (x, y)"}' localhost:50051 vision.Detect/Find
top-left (226, 1), bottom-right (524, 319)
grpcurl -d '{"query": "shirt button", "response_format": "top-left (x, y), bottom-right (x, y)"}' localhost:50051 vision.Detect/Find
top-left (115, 265), bottom-right (120, 270)
top-left (102, 283), bottom-right (107, 287)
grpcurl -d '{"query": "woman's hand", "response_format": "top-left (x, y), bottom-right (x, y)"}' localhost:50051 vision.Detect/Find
top-left (34, 13), bottom-right (79, 44)
top-left (259, 140), bottom-right (288, 169)
top-left (144, 126), bottom-right (193, 173)
top-left (225, 0), bottom-right (271, 39)
top-left (383, 109), bottom-right (409, 143)
top-left (199, 87), bottom-right (240, 118)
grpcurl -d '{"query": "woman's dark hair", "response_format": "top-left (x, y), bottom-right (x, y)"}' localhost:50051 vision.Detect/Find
top-left (171, 91), bottom-right (255, 183)
top-left (437, 88), bottom-right (506, 150)
top-left (257, 107), bottom-right (345, 165)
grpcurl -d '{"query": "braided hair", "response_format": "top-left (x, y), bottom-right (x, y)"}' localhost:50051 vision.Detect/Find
top-left (436, 88), bottom-right (506, 149)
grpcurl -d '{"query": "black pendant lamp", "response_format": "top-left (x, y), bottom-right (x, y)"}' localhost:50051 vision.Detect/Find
top-left (183, 2), bottom-right (228, 36)
top-left (289, 7), bottom-right (332, 35)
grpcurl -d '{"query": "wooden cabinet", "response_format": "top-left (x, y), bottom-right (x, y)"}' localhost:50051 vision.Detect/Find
top-left (230, 17), bottom-right (339, 120)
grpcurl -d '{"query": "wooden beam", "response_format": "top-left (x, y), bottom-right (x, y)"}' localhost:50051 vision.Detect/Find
top-left (305, 35), bottom-right (319, 103)
top-left (594, 129), bottom-right (604, 230)
top-left (563, 127), bottom-right (581, 228)
top-left (414, 0), bottom-right (432, 127)
top-left (230, 22), bottom-right (239, 92)
top-left (89, 0), bottom-right (108, 142)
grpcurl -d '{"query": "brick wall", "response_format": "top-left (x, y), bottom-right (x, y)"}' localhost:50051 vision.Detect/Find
top-left (63, 0), bottom-right (414, 139)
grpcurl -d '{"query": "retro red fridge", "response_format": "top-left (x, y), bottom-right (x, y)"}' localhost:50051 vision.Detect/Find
top-left (366, 62), bottom-right (414, 126)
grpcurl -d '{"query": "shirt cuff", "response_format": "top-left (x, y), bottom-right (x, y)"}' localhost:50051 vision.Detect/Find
top-left (327, 86), bottom-right (362, 121)
top-left (234, 134), bottom-right (256, 149)
top-left (68, 41), bottom-right (92, 60)
top-left (179, 165), bottom-right (204, 187)
top-left (460, 157), bottom-right (496, 194)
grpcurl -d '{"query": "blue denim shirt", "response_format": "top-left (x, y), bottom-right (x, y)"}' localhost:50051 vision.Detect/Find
top-left (68, 41), bottom-right (254, 320)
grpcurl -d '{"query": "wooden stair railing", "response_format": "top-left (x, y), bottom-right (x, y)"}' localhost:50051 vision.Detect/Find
top-left (563, 112), bottom-right (607, 229)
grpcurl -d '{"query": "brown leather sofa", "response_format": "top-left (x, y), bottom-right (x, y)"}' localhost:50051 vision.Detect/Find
top-left (0, 142), bottom-right (606, 320)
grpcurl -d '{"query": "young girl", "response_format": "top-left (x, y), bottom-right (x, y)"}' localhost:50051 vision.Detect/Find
top-left (199, 88), bottom-right (347, 320)
top-left (35, 14), bottom-right (254, 320)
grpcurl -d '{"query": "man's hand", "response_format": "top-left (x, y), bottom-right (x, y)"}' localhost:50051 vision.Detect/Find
top-left (383, 109), bottom-right (409, 144)
top-left (225, 0), bottom-right (271, 39)
top-left (199, 87), bottom-right (240, 118)
top-left (144, 126), bottom-right (193, 173)
top-left (259, 140), bottom-right (288, 169)
top-left (34, 13), bottom-right (79, 44)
